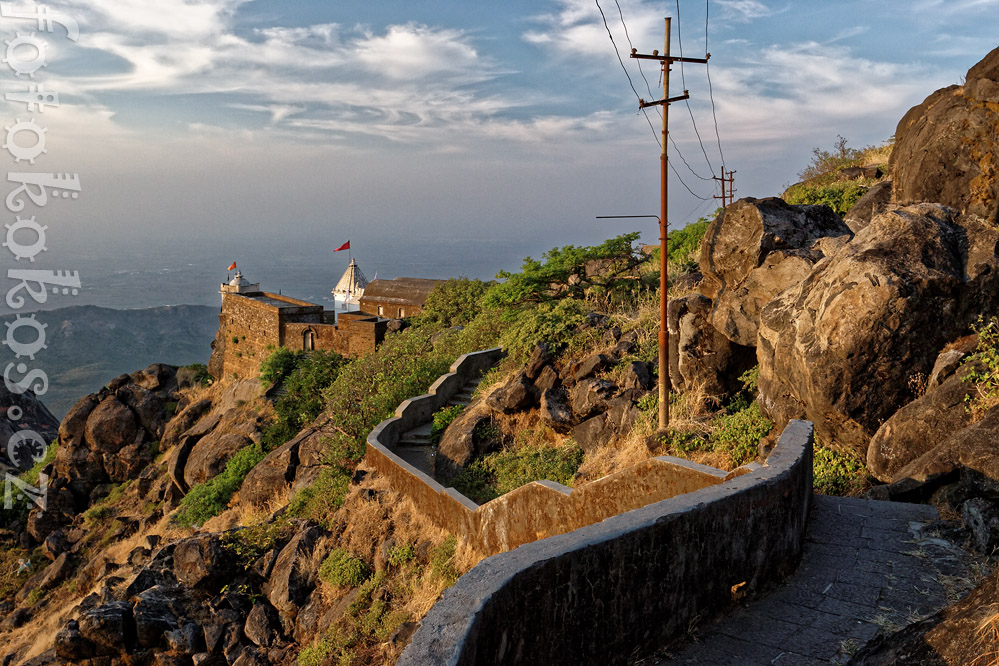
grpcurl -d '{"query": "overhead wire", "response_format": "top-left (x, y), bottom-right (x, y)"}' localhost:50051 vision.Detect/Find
top-left (673, 0), bottom-right (716, 179)
top-left (612, 0), bottom-right (661, 120)
top-left (594, 0), bottom-right (714, 202)
top-left (594, 0), bottom-right (661, 148)
top-left (705, 0), bottom-right (726, 167)
top-left (610, 0), bottom-right (713, 188)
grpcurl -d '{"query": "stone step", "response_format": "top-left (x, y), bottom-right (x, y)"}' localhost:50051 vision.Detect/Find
top-left (393, 444), bottom-right (435, 477)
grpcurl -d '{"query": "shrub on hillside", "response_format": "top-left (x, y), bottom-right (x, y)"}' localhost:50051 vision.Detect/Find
top-left (497, 298), bottom-right (591, 364)
top-left (260, 349), bottom-right (345, 452)
top-left (418, 278), bottom-right (492, 328)
top-left (451, 442), bottom-right (584, 505)
top-left (483, 232), bottom-right (643, 307)
top-left (783, 180), bottom-right (870, 217)
top-left (320, 548), bottom-right (369, 588)
top-left (259, 347), bottom-right (299, 385)
top-left (813, 445), bottom-right (867, 496)
top-left (174, 444), bottom-right (265, 526)
top-left (709, 402), bottom-right (772, 467)
top-left (429, 405), bottom-right (464, 446)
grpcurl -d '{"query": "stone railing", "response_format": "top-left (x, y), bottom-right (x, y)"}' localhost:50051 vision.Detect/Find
top-left (365, 350), bottom-right (788, 558)
top-left (398, 419), bottom-right (814, 666)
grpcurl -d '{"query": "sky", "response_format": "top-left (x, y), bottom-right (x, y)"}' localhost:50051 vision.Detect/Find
top-left (1, 0), bottom-right (998, 298)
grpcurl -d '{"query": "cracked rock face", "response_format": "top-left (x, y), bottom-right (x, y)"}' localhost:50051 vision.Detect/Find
top-left (758, 203), bottom-right (999, 453)
top-left (698, 196), bottom-right (852, 348)
top-left (892, 46), bottom-right (999, 224)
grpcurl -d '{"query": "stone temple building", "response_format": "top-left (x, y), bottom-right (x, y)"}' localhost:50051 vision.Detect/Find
top-left (207, 265), bottom-right (442, 381)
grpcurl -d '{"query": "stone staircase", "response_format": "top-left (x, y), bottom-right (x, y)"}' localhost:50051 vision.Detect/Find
top-left (393, 376), bottom-right (482, 477)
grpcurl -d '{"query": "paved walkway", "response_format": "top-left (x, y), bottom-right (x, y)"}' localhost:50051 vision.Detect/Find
top-left (657, 495), bottom-right (972, 666)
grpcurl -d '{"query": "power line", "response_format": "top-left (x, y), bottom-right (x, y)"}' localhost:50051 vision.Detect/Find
top-left (705, 0), bottom-right (726, 167)
top-left (594, 0), bottom-right (661, 147)
top-left (609, 0), bottom-right (712, 185)
top-left (674, 0), bottom-right (716, 178)
top-left (669, 132), bottom-right (713, 181)
top-left (612, 0), bottom-right (661, 120)
top-left (668, 153), bottom-right (712, 201)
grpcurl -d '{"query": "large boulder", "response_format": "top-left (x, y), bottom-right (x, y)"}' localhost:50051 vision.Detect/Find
top-left (435, 402), bottom-right (498, 481)
top-left (263, 526), bottom-right (322, 620)
top-left (667, 293), bottom-right (755, 398)
top-left (183, 431), bottom-right (254, 488)
top-left (892, 404), bottom-right (999, 496)
top-left (866, 363), bottom-right (981, 482)
top-left (84, 397), bottom-right (137, 453)
top-left (892, 47), bottom-right (999, 223)
top-left (758, 203), bottom-right (999, 453)
top-left (698, 197), bottom-right (851, 347)
top-left (844, 180), bottom-right (893, 234)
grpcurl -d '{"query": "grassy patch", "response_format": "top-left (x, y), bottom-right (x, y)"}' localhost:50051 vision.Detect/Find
top-left (709, 403), bottom-right (772, 467)
top-left (319, 549), bottom-right (370, 588)
top-left (963, 316), bottom-right (999, 420)
top-left (174, 444), bottom-right (266, 527)
top-left (451, 442), bottom-right (584, 505)
top-left (813, 445), bottom-right (868, 496)
top-left (221, 521), bottom-right (290, 570)
top-left (429, 405), bottom-right (463, 447)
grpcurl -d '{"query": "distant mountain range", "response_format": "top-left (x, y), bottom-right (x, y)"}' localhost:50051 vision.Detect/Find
top-left (12, 304), bottom-right (219, 418)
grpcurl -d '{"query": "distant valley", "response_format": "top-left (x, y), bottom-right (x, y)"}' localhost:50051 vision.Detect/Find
top-left (14, 304), bottom-right (219, 417)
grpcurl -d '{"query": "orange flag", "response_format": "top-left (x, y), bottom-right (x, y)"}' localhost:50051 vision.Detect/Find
top-left (228, 261), bottom-right (237, 271)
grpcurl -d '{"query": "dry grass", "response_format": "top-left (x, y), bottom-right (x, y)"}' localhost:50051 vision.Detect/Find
top-left (974, 574), bottom-right (999, 666)
top-left (861, 140), bottom-right (894, 167)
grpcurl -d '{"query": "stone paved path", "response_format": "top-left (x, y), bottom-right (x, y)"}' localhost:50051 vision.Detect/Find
top-left (657, 495), bottom-right (972, 666)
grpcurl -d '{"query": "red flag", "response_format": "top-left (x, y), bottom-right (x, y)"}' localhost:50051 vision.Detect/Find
top-left (228, 261), bottom-right (237, 271)
top-left (334, 241), bottom-right (350, 252)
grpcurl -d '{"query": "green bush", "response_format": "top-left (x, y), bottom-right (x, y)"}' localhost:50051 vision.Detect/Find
top-left (797, 135), bottom-right (864, 181)
top-left (709, 403), bottom-right (772, 467)
top-left (320, 549), bottom-right (369, 588)
top-left (418, 278), bottom-right (492, 328)
top-left (222, 522), bottom-right (288, 570)
top-left (451, 443), bottom-right (584, 505)
top-left (783, 180), bottom-right (869, 217)
top-left (429, 405), bottom-right (463, 446)
top-left (183, 362), bottom-right (213, 386)
top-left (483, 232), bottom-right (643, 307)
top-left (261, 350), bottom-right (345, 452)
top-left (963, 315), bottom-right (999, 418)
top-left (175, 444), bottom-right (266, 527)
top-left (813, 445), bottom-right (866, 496)
top-left (497, 298), bottom-right (590, 364)
top-left (259, 347), bottom-right (299, 385)
top-left (286, 464), bottom-right (351, 527)
top-left (429, 536), bottom-right (459, 586)
top-left (387, 542), bottom-right (415, 568)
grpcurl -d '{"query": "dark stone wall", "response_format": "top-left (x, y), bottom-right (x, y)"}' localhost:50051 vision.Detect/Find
top-left (398, 420), bottom-right (814, 666)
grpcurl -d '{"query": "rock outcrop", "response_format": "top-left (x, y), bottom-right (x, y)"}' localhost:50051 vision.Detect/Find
top-left (892, 46), bottom-right (999, 224)
top-left (0, 382), bottom-right (60, 472)
top-left (698, 197), bottom-right (852, 347)
top-left (758, 203), bottom-right (999, 453)
top-left (667, 293), bottom-right (755, 397)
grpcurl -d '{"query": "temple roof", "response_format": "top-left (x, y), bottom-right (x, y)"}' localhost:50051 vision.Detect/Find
top-left (332, 258), bottom-right (368, 298)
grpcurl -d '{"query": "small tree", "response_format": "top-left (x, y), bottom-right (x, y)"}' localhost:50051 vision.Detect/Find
top-left (483, 232), bottom-right (644, 308)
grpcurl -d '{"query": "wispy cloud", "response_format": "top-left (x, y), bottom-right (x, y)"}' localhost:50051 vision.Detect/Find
top-left (714, 1), bottom-right (776, 22)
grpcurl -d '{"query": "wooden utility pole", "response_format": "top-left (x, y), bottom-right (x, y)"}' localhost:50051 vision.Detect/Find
top-left (632, 19), bottom-right (708, 430)
top-left (713, 167), bottom-right (737, 208)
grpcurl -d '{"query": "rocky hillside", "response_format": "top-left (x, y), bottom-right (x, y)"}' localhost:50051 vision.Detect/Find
top-left (25, 305), bottom-right (218, 418)
top-left (3, 45), bottom-right (999, 666)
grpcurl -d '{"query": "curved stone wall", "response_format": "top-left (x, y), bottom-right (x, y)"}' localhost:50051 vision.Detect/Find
top-left (365, 349), bottom-right (768, 557)
top-left (398, 419), bottom-right (814, 666)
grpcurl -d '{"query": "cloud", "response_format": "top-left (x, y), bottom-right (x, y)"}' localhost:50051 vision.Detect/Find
top-left (353, 23), bottom-right (485, 80)
top-left (523, 0), bottom-right (661, 62)
top-left (714, 1), bottom-right (775, 22)
top-left (704, 41), bottom-right (944, 145)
